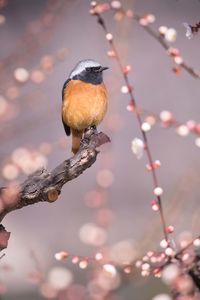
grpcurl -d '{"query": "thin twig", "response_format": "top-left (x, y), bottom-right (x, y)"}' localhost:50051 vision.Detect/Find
top-left (133, 14), bottom-right (200, 79)
top-left (92, 8), bottom-right (169, 242)
top-left (175, 235), bottom-right (200, 259)
top-left (108, 3), bottom-right (200, 79)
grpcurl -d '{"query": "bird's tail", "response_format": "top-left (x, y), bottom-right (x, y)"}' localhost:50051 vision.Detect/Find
top-left (71, 129), bottom-right (84, 155)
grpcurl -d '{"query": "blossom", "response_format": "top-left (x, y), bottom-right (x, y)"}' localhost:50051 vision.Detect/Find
top-left (183, 23), bottom-right (193, 39)
top-left (131, 138), bottom-right (144, 159)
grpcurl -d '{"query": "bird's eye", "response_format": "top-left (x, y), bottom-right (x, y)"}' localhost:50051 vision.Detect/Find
top-left (86, 67), bottom-right (92, 72)
top-left (86, 66), bottom-right (101, 72)
top-left (93, 66), bottom-right (101, 71)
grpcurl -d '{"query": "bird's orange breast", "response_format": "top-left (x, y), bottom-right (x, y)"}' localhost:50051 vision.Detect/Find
top-left (62, 80), bottom-right (107, 131)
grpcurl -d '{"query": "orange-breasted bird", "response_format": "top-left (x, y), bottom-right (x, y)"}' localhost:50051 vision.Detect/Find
top-left (62, 59), bottom-right (108, 154)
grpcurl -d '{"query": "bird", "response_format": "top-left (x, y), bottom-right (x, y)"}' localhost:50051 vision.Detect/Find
top-left (61, 59), bottom-right (108, 154)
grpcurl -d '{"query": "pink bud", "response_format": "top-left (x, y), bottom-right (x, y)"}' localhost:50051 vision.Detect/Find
top-left (126, 101), bottom-right (135, 112)
top-left (166, 225), bottom-right (174, 233)
top-left (167, 47), bottom-right (180, 56)
top-left (72, 256), bottom-right (79, 264)
top-left (195, 123), bottom-right (200, 134)
top-left (187, 120), bottom-right (196, 131)
top-left (151, 200), bottom-right (159, 211)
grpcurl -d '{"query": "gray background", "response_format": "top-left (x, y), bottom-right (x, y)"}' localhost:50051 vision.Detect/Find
top-left (0, 0), bottom-right (200, 299)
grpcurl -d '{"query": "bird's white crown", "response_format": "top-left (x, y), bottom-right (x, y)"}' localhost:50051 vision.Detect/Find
top-left (69, 59), bottom-right (101, 79)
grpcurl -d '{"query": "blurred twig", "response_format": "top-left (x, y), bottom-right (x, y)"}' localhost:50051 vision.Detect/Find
top-left (91, 4), bottom-right (169, 243)
top-left (132, 14), bottom-right (200, 79)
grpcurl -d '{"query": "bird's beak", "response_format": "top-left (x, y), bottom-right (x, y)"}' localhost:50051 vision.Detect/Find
top-left (100, 66), bottom-right (109, 72)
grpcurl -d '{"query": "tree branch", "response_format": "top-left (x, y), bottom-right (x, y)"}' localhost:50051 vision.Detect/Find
top-left (0, 128), bottom-right (110, 250)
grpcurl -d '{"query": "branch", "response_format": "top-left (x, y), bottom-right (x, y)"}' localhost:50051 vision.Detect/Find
top-left (0, 128), bottom-right (110, 250)
top-left (91, 5), bottom-right (169, 243)
top-left (92, 3), bottom-right (200, 79)
top-left (133, 14), bottom-right (200, 79)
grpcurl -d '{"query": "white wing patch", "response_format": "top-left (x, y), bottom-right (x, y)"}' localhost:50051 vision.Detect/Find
top-left (69, 59), bottom-right (101, 79)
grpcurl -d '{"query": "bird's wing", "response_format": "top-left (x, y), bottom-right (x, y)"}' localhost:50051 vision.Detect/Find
top-left (62, 78), bottom-right (71, 136)
top-left (62, 78), bottom-right (71, 100)
top-left (62, 116), bottom-right (71, 136)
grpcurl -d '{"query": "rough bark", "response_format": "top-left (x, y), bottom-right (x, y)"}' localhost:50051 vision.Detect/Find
top-left (0, 128), bottom-right (110, 250)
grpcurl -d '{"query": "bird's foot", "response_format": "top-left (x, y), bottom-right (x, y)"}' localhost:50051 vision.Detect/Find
top-left (80, 126), bottom-right (110, 150)
top-left (84, 125), bottom-right (98, 139)
top-left (85, 125), bottom-right (97, 134)
top-left (80, 126), bottom-right (98, 149)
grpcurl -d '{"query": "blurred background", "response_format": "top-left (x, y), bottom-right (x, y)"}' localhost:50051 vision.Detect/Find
top-left (0, 0), bottom-right (200, 299)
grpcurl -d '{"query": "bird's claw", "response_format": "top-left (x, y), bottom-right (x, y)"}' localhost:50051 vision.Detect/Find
top-left (80, 126), bottom-right (98, 149)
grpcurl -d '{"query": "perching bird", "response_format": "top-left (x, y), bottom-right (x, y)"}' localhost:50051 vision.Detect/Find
top-left (62, 59), bottom-right (108, 154)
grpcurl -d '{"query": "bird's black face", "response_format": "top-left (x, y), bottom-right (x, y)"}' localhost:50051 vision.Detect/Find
top-left (72, 66), bottom-right (108, 85)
